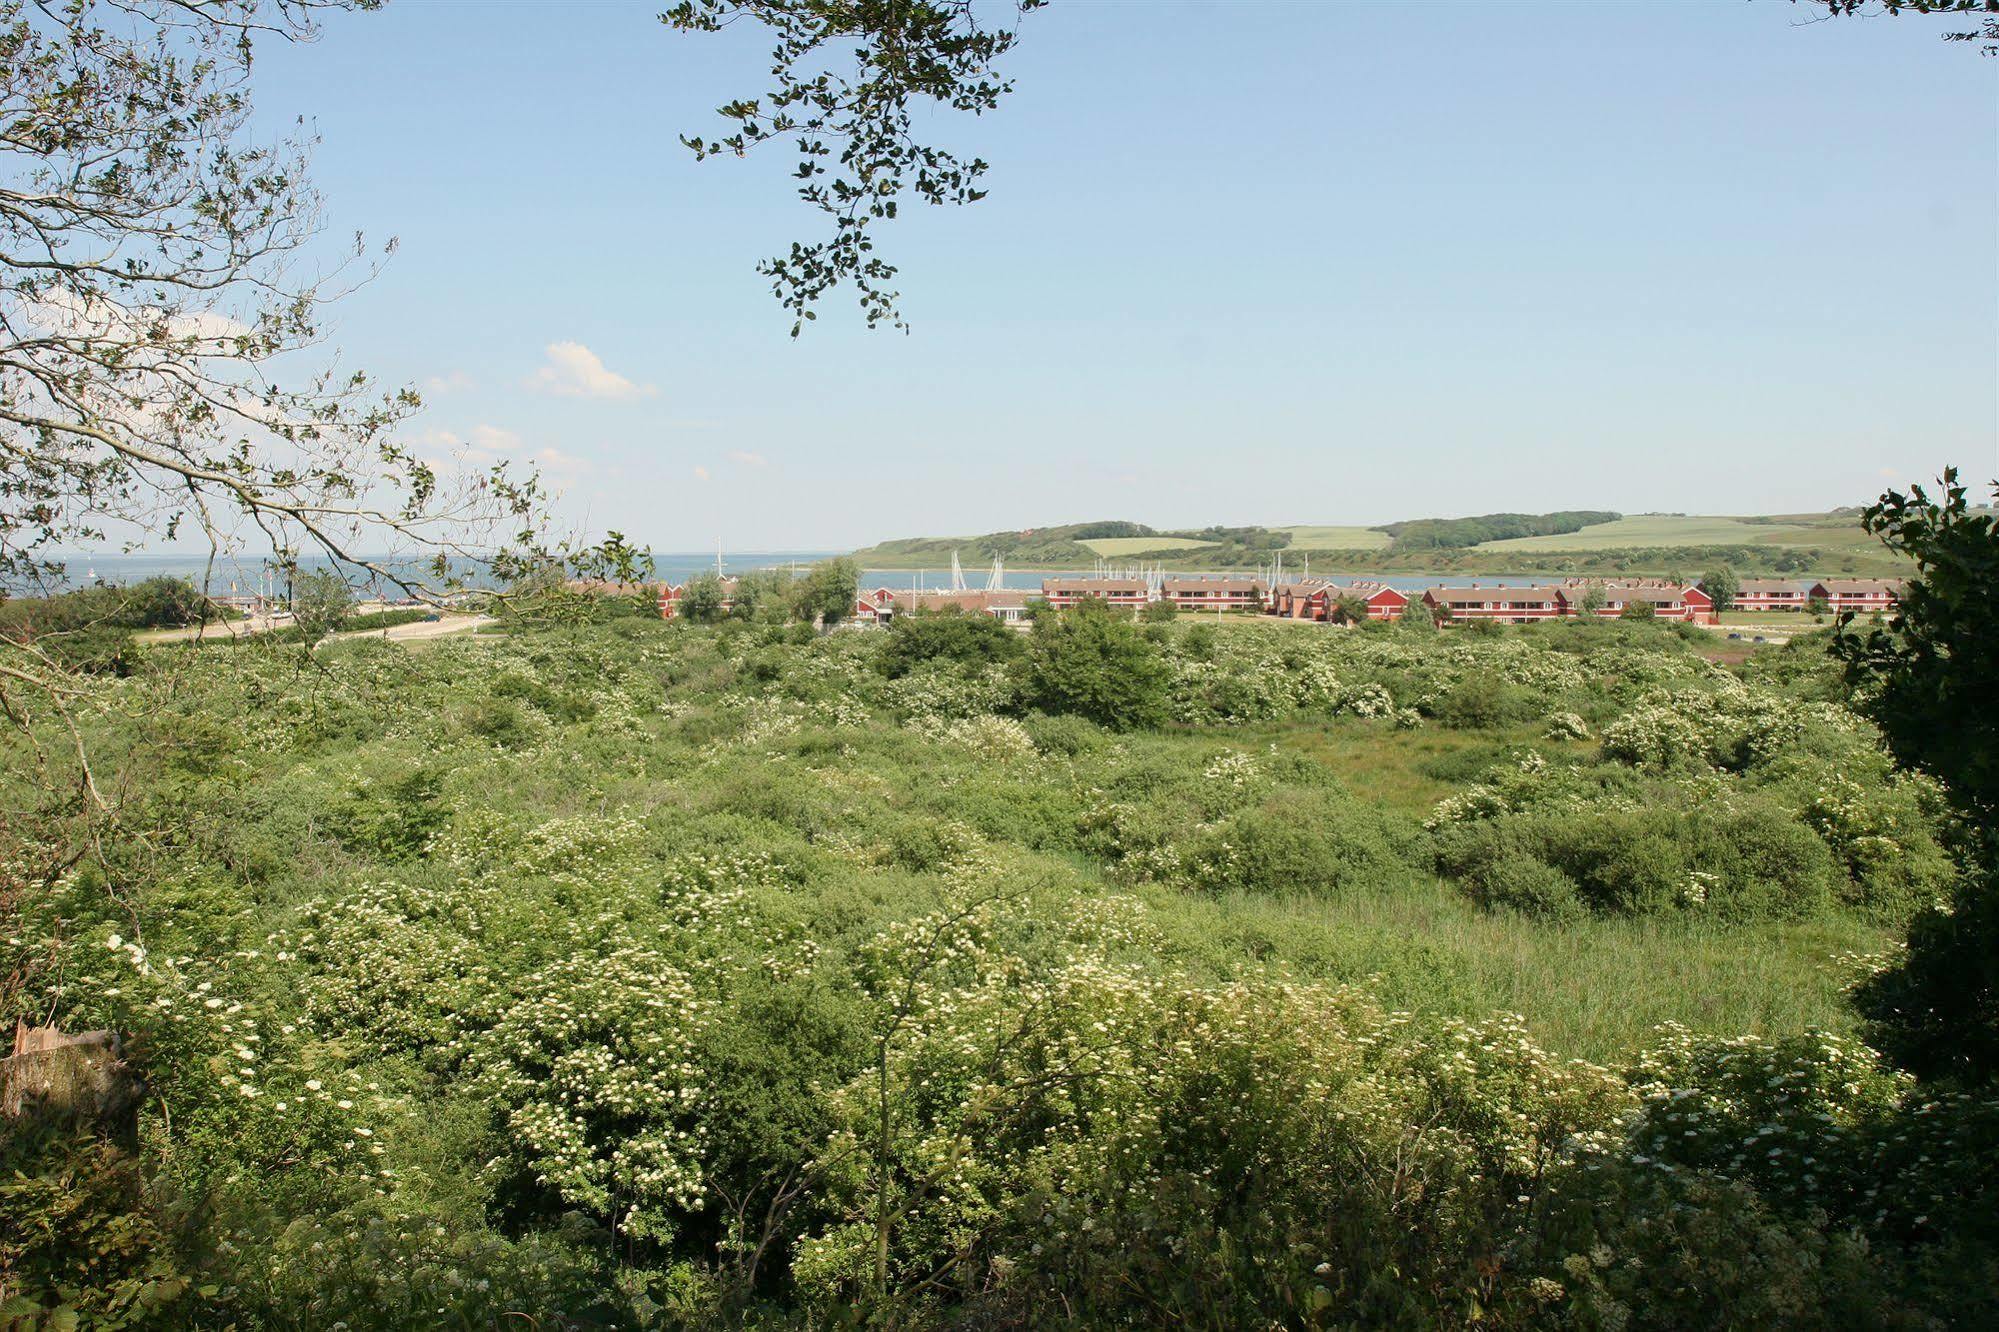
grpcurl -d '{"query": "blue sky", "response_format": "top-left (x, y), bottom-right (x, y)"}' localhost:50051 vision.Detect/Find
top-left (252, 1), bottom-right (1997, 551)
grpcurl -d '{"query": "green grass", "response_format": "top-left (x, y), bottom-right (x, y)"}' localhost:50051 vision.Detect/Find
top-left (1714, 609), bottom-right (1822, 626)
top-left (1469, 512), bottom-right (1884, 553)
top-left (1079, 536), bottom-right (1218, 556)
top-left (1276, 524), bottom-right (1394, 550)
top-left (1745, 519), bottom-right (1885, 550)
top-left (1140, 880), bottom-right (1877, 1062)
top-left (1477, 515), bottom-right (1834, 551)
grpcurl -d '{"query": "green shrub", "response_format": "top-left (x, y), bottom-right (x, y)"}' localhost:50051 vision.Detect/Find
top-left (1432, 675), bottom-right (1532, 729)
top-left (328, 768), bottom-right (450, 860)
top-left (1438, 801), bottom-right (1835, 921)
top-left (1021, 711), bottom-right (1105, 756)
top-left (1020, 600), bottom-right (1170, 731)
top-left (1477, 851), bottom-right (1583, 919)
top-left (878, 608), bottom-right (1021, 678)
top-left (1188, 794), bottom-right (1413, 899)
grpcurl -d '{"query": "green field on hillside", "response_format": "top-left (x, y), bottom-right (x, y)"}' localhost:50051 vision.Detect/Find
top-left (1277, 524), bottom-right (1394, 549)
top-left (1478, 514), bottom-right (1862, 551)
top-left (1079, 535), bottom-right (1218, 556)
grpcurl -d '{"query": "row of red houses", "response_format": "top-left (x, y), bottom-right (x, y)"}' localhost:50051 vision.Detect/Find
top-left (653, 574), bottom-right (1903, 628)
top-left (1732, 578), bottom-right (1900, 614)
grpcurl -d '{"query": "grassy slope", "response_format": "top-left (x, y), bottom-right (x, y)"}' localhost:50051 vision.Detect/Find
top-left (1478, 513), bottom-right (1864, 551)
top-left (1079, 536), bottom-right (1217, 556)
top-left (1276, 525), bottom-right (1394, 550)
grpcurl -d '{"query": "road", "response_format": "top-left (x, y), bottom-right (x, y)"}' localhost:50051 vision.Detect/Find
top-left (138, 607), bottom-right (493, 646)
top-left (138, 613), bottom-right (291, 644)
top-left (337, 613), bottom-right (494, 643)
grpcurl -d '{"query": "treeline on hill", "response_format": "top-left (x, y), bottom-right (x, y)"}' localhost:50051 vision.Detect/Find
top-left (0, 576), bottom-right (230, 673)
top-left (856, 522), bottom-right (1288, 567)
top-left (7, 555), bottom-right (1997, 1327)
top-left (1375, 511), bottom-right (1622, 551)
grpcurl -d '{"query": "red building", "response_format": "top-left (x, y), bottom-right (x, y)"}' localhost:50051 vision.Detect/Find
top-left (1270, 580), bottom-right (1410, 622)
top-left (1421, 585), bottom-right (1570, 622)
top-left (1419, 582), bottom-right (1713, 625)
top-left (879, 588), bottom-right (1034, 627)
top-left (1268, 581), bottom-right (1329, 619)
top-left (1161, 577), bottom-right (1267, 612)
top-left (1730, 579), bottom-right (1812, 612)
top-left (1560, 581), bottom-right (1715, 624)
top-left (1333, 581), bottom-right (1410, 622)
top-left (1040, 577), bottom-right (1150, 610)
top-left (1812, 579), bottom-right (1901, 614)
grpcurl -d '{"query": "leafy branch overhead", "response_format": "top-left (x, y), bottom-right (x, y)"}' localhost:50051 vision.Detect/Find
top-left (665, 0), bottom-right (1044, 336)
top-left (1799, 1), bottom-right (1999, 56)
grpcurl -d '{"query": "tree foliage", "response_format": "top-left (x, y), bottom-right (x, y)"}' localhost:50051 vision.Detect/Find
top-left (1833, 468), bottom-right (1999, 1085)
top-left (666, 0), bottom-right (1044, 335)
top-left (0, 0), bottom-right (624, 869)
top-left (1833, 469), bottom-right (1998, 825)
top-left (1799, 0), bottom-right (1999, 57)
top-left (879, 606), bottom-right (1021, 678)
top-left (1703, 565), bottom-right (1740, 612)
top-left (1020, 598), bottom-right (1168, 730)
top-left (679, 571), bottom-right (729, 624)
top-left (291, 569), bottom-right (355, 643)
top-left (1375, 511), bottom-right (1621, 552)
top-left (790, 557), bottom-right (859, 626)
top-left (0, 0), bottom-right (572, 595)
top-left (1618, 596), bottom-right (1656, 621)
top-left (1330, 593), bottom-right (1370, 626)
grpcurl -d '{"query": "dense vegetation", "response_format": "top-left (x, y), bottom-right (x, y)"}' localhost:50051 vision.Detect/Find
top-left (7, 594), bottom-right (1995, 1328)
top-left (1834, 470), bottom-right (1999, 1085)
top-left (0, 577), bottom-right (231, 673)
top-left (1374, 511), bottom-right (1623, 552)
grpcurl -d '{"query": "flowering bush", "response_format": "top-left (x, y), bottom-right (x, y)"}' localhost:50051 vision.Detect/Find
top-left (470, 945), bottom-right (712, 1241)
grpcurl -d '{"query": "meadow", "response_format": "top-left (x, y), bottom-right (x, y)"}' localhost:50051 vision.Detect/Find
top-left (1275, 525), bottom-right (1396, 550)
top-left (1076, 536), bottom-right (1219, 557)
top-left (1476, 513), bottom-right (1865, 552)
top-left (6, 600), bottom-right (1993, 1328)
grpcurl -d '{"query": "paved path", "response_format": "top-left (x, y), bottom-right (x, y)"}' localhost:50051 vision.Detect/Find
top-left (139, 607), bottom-right (492, 646)
top-left (337, 614), bottom-right (494, 643)
top-left (138, 614), bottom-right (289, 644)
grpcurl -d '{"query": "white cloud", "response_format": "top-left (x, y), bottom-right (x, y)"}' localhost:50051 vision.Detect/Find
top-left (534, 446), bottom-right (589, 476)
top-left (728, 449), bottom-right (770, 469)
top-left (424, 371), bottom-right (475, 394)
top-left (526, 341), bottom-right (656, 400)
top-left (693, 465), bottom-right (711, 482)
top-left (413, 424), bottom-right (524, 469)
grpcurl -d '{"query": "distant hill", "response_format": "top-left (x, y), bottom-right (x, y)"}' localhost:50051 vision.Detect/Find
top-left (848, 510), bottom-right (1907, 576)
top-left (849, 522), bottom-right (1289, 570)
top-left (1374, 511), bottom-right (1622, 551)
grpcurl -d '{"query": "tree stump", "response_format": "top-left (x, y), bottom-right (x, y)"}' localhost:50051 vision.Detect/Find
top-left (2, 1020), bottom-right (143, 1144)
